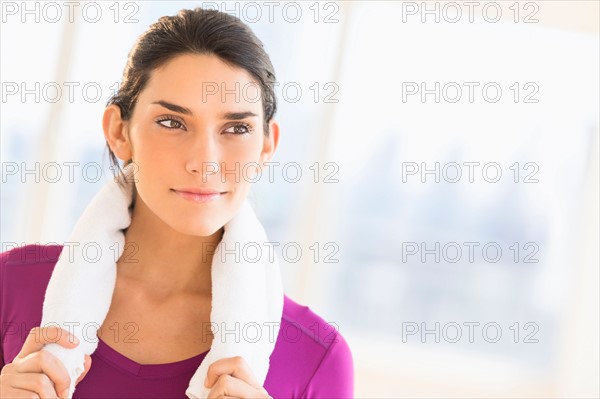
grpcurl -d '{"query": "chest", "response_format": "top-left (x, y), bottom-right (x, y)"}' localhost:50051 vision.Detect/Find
top-left (97, 288), bottom-right (213, 364)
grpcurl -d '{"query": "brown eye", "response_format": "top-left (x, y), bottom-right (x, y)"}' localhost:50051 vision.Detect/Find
top-left (156, 117), bottom-right (185, 130)
top-left (224, 123), bottom-right (253, 135)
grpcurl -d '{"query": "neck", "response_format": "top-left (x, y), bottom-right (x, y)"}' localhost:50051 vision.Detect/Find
top-left (117, 195), bottom-right (223, 300)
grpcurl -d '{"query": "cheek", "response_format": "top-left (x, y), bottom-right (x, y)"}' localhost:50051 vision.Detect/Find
top-left (221, 138), bottom-right (263, 179)
top-left (129, 131), bottom-right (171, 197)
top-left (132, 130), bottom-right (165, 160)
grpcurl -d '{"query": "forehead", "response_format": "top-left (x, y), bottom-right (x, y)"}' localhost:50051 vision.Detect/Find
top-left (139, 53), bottom-right (262, 112)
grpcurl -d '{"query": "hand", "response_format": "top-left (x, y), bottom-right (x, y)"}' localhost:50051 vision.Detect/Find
top-left (204, 356), bottom-right (272, 399)
top-left (0, 326), bottom-right (92, 399)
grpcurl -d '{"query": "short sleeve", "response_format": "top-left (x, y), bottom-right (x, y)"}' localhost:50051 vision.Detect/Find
top-left (1, 248), bottom-right (9, 370)
top-left (300, 331), bottom-right (354, 398)
top-left (0, 244), bottom-right (60, 369)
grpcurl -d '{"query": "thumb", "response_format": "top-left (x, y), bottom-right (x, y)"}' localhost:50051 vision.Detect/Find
top-left (15, 326), bottom-right (78, 361)
top-left (76, 354), bottom-right (92, 385)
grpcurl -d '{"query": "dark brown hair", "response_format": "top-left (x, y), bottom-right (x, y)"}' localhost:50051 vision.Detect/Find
top-left (105, 7), bottom-right (278, 184)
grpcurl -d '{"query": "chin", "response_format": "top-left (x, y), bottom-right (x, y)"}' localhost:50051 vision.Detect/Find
top-left (169, 217), bottom-right (225, 237)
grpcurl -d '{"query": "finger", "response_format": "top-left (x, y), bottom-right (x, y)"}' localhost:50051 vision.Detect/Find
top-left (205, 356), bottom-right (261, 390)
top-left (75, 355), bottom-right (92, 385)
top-left (207, 373), bottom-right (270, 399)
top-left (11, 349), bottom-right (72, 398)
top-left (5, 372), bottom-right (60, 399)
top-left (15, 327), bottom-right (79, 361)
top-left (0, 386), bottom-right (42, 399)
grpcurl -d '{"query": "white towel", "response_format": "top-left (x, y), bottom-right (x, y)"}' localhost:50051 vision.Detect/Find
top-left (40, 163), bottom-right (284, 398)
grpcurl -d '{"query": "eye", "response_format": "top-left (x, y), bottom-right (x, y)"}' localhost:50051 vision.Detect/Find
top-left (224, 123), bottom-right (254, 135)
top-left (156, 116), bottom-right (186, 130)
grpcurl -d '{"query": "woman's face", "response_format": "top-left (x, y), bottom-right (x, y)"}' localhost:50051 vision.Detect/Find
top-left (108, 53), bottom-right (279, 236)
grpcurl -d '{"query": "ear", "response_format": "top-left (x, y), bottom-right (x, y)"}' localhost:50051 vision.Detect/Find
top-left (259, 119), bottom-right (280, 167)
top-left (103, 104), bottom-right (133, 162)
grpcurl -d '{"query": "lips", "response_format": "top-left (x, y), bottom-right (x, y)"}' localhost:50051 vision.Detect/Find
top-left (172, 187), bottom-right (227, 195)
top-left (171, 188), bottom-right (227, 203)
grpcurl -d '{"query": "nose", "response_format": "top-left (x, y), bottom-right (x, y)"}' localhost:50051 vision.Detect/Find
top-left (185, 128), bottom-right (220, 176)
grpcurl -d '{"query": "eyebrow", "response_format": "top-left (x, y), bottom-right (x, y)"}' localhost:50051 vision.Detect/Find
top-left (151, 100), bottom-right (258, 120)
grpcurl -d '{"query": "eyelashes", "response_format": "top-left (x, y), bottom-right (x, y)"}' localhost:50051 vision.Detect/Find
top-left (156, 116), bottom-right (185, 130)
top-left (226, 123), bottom-right (254, 135)
top-left (154, 115), bottom-right (254, 135)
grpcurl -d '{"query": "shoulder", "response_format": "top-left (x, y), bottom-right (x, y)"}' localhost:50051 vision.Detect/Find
top-left (1, 243), bottom-right (63, 266)
top-left (266, 294), bottom-right (354, 398)
top-left (1, 244), bottom-right (63, 364)
top-left (1, 243), bottom-right (62, 294)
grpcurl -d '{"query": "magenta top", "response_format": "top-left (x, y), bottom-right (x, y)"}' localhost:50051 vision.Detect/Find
top-left (0, 244), bottom-right (354, 398)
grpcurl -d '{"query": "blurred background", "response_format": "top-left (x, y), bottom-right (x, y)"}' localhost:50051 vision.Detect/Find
top-left (1, 1), bottom-right (598, 397)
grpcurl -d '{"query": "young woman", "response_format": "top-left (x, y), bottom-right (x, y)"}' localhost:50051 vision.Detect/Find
top-left (0, 7), bottom-right (354, 399)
